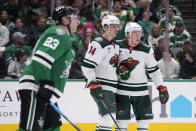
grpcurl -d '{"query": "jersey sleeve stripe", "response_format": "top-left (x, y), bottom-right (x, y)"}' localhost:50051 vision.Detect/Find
top-left (32, 56), bottom-right (52, 69)
top-left (82, 61), bottom-right (96, 68)
top-left (146, 65), bottom-right (158, 70)
top-left (147, 66), bottom-right (159, 74)
top-left (18, 75), bottom-right (39, 91)
top-left (34, 54), bottom-right (53, 65)
top-left (19, 75), bottom-right (35, 82)
top-left (35, 50), bottom-right (55, 63)
top-left (83, 58), bottom-right (98, 66)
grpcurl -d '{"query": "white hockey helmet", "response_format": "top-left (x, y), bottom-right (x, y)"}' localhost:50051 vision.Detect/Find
top-left (101, 15), bottom-right (120, 29)
top-left (125, 22), bottom-right (142, 36)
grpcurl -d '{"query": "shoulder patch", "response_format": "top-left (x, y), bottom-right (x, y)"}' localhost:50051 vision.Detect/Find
top-left (95, 37), bottom-right (103, 42)
top-left (56, 28), bottom-right (66, 35)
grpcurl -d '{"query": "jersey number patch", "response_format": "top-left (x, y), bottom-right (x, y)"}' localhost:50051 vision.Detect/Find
top-left (43, 37), bottom-right (59, 50)
top-left (88, 46), bottom-right (96, 55)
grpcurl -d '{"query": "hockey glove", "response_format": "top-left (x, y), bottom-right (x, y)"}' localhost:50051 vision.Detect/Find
top-left (88, 81), bottom-right (103, 99)
top-left (116, 65), bottom-right (130, 80)
top-left (157, 86), bottom-right (169, 104)
top-left (37, 80), bottom-right (55, 103)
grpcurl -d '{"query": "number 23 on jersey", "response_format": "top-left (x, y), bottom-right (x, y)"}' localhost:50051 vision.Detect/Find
top-left (43, 37), bottom-right (59, 50)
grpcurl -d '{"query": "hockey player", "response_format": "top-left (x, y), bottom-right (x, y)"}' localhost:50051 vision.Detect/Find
top-left (17, 6), bottom-right (79, 131)
top-left (81, 15), bottom-right (120, 131)
top-left (115, 22), bottom-right (169, 131)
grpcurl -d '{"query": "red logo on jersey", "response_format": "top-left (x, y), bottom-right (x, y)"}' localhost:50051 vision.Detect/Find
top-left (120, 57), bottom-right (139, 72)
top-left (110, 54), bottom-right (119, 67)
top-left (88, 46), bottom-right (96, 55)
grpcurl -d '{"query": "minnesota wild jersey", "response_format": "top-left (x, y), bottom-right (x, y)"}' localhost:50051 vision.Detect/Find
top-left (117, 40), bottom-right (164, 96)
top-left (169, 30), bottom-right (191, 48)
top-left (82, 36), bottom-right (119, 93)
top-left (19, 26), bottom-right (74, 96)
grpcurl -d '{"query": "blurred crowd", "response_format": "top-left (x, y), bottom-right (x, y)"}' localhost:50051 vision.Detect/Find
top-left (0, 0), bottom-right (195, 79)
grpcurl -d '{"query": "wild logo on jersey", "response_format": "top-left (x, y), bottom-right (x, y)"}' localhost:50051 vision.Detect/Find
top-left (110, 54), bottom-right (119, 67)
top-left (120, 57), bottom-right (139, 72)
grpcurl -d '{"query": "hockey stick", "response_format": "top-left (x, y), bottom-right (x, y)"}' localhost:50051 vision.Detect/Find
top-left (49, 103), bottom-right (82, 131)
top-left (100, 98), bottom-right (122, 131)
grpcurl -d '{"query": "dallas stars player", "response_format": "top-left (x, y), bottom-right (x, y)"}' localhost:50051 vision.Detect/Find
top-left (115, 22), bottom-right (169, 131)
top-left (17, 6), bottom-right (79, 131)
top-left (81, 15), bottom-right (120, 131)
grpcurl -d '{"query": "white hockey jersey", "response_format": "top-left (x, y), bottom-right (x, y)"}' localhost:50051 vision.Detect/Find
top-left (82, 36), bottom-right (119, 93)
top-left (117, 40), bottom-right (164, 96)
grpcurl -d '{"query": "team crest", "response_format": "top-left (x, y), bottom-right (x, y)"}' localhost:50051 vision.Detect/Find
top-left (56, 28), bottom-right (66, 35)
top-left (95, 37), bottom-right (103, 42)
top-left (121, 57), bottom-right (139, 72)
top-left (110, 54), bottom-right (119, 67)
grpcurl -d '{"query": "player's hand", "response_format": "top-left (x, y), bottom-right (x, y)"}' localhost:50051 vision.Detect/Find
top-left (116, 65), bottom-right (130, 80)
top-left (157, 86), bottom-right (169, 104)
top-left (88, 81), bottom-right (103, 99)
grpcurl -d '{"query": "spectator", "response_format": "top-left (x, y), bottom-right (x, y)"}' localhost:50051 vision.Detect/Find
top-left (0, 9), bottom-right (15, 31)
top-left (0, 47), bottom-right (7, 79)
top-left (169, 21), bottom-right (191, 48)
top-left (7, 51), bottom-right (28, 79)
top-left (148, 24), bottom-right (161, 47)
top-left (3, 0), bottom-right (24, 22)
top-left (155, 0), bottom-right (182, 21)
top-left (55, 0), bottom-right (63, 8)
top-left (134, 0), bottom-right (152, 22)
top-left (154, 36), bottom-right (166, 61)
top-left (159, 7), bottom-right (185, 33)
top-left (9, 17), bottom-right (29, 45)
top-left (72, 0), bottom-right (94, 21)
top-left (176, 40), bottom-right (192, 65)
top-left (5, 32), bottom-right (32, 63)
top-left (23, 9), bottom-right (39, 31)
top-left (179, 50), bottom-right (196, 79)
top-left (0, 22), bottom-right (9, 47)
top-left (112, 0), bottom-right (135, 40)
top-left (138, 11), bottom-right (155, 42)
top-left (78, 22), bottom-right (98, 38)
top-left (27, 16), bottom-right (47, 48)
top-left (94, 0), bottom-right (108, 20)
top-left (93, 0), bottom-right (109, 33)
top-left (158, 51), bottom-right (180, 79)
top-left (23, 0), bottom-right (48, 18)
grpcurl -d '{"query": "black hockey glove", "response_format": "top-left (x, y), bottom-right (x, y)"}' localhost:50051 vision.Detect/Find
top-left (157, 86), bottom-right (169, 104)
top-left (37, 80), bottom-right (55, 103)
top-left (87, 81), bottom-right (103, 99)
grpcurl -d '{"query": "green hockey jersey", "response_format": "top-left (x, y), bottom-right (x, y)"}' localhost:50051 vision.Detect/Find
top-left (19, 26), bottom-right (74, 96)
